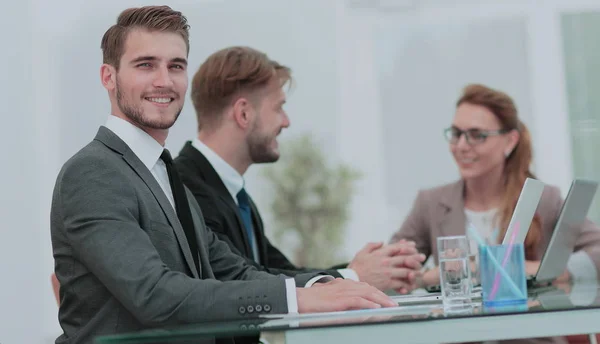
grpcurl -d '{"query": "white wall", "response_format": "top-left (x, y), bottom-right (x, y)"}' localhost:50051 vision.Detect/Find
top-left (0, 1), bottom-right (47, 343)
top-left (2, 0), bottom-right (599, 343)
top-left (335, 4), bottom-right (537, 258)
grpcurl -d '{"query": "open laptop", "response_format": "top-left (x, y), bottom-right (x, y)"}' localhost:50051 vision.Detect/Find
top-left (527, 179), bottom-right (598, 288)
top-left (501, 177), bottom-right (546, 245)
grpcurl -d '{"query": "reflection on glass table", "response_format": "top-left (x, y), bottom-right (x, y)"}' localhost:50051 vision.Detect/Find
top-left (95, 281), bottom-right (600, 344)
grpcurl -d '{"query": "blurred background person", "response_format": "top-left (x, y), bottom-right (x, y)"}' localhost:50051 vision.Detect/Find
top-left (390, 84), bottom-right (600, 288)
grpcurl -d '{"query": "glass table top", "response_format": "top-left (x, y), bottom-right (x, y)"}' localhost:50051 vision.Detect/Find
top-left (95, 281), bottom-right (600, 343)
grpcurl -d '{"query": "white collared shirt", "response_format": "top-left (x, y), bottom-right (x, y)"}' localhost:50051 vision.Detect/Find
top-left (191, 138), bottom-right (262, 262)
top-left (191, 138), bottom-right (244, 204)
top-left (104, 116), bottom-right (175, 209)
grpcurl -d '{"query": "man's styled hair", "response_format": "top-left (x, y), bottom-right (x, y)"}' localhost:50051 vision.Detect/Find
top-left (101, 5), bottom-right (190, 70)
top-left (191, 46), bottom-right (292, 130)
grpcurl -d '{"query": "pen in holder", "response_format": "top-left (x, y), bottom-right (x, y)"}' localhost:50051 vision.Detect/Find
top-left (479, 242), bottom-right (527, 306)
top-left (468, 222), bottom-right (527, 306)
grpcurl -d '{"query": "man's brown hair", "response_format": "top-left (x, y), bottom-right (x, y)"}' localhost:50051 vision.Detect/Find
top-left (101, 6), bottom-right (190, 70)
top-left (191, 46), bottom-right (292, 130)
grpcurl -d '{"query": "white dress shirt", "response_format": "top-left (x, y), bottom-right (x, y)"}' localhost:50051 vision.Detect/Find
top-left (105, 116), bottom-right (175, 208)
top-left (104, 115), bottom-right (300, 313)
top-left (190, 138), bottom-right (261, 262)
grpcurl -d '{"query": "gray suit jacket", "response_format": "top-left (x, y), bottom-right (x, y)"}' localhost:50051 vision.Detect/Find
top-left (51, 127), bottom-right (320, 344)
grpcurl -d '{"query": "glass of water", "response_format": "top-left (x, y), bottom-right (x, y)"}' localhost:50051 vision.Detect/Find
top-left (437, 235), bottom-right (472, 311)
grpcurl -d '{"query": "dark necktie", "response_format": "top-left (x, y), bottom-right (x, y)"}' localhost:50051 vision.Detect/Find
top-left (236, 188), bottom-right (258, 261)
top-left (160, 149), bottom-right (200, 276)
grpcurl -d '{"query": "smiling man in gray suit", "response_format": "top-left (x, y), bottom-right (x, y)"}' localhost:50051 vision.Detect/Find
top-left (50, 6), bottom-right (396, 344)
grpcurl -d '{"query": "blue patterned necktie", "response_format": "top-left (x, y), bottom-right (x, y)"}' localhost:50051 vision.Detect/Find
top-left (236, 188), bottom-right (258, 261)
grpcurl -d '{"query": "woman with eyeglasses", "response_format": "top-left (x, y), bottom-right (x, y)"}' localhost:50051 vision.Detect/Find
top-left (390, 83), bottom-right (600, 291)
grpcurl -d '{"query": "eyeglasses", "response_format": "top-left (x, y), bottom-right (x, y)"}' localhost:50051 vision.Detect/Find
top-left (444, 127), bottom-right (509, 145)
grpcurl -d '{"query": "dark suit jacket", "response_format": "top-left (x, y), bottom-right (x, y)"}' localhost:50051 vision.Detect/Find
top-left (173, 141), bottom-right (343, 278)
top-left (51, 128), bottom-right (322, 344)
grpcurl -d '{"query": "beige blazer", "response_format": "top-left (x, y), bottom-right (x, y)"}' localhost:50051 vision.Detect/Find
top-left (391, 179), bottom-right (600, 277)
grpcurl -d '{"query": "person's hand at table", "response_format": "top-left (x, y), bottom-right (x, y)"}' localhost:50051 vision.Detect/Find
top-left (420, 266), bottom-right (440, 287)
top-left (348, 240), bottom-right (426, 294)
top-left (296, 278), bottom-right (397, 313)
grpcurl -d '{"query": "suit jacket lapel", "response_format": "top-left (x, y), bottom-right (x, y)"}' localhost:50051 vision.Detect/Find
top-left (179, 142), bottom-right (255, 257)
top-left (432, 180), bottom-right (467, 257)
top-left (248, 198), bottom-right (267, 263)
top-left (95, 127), bottom-right (201, 278)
